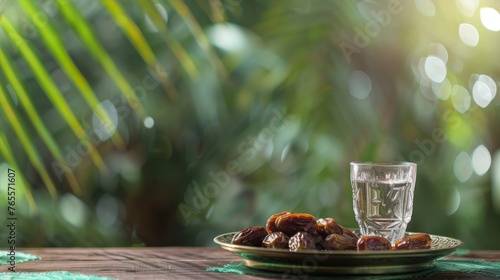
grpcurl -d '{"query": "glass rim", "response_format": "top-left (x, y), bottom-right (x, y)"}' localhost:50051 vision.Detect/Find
top-left (350, 161), bottom-right (417, 167)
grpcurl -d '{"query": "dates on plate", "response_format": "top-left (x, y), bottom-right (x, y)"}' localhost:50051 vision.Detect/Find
top-left (265, 211), bottom-right (293, 233)
top-left (230, 211), bottom-right (430, 252)
top-left (276, 213), bottom-right (317, 236)
top-left (394, 234), bottom-right (432, 250)
top-left (357, 236), bottom-right (392, 251)
top-left (231, 226), bottom-right (268, 247)
top-left (323, 233), bottom-right (357, 250)
top-left (262, 232), bottom-right (290, 249)
top-left (342, 227), bottom-right (359, 241)
top-left (316, 218), bottom-right (343, 237)
top-left (289, 232), bottom-right (316, 252)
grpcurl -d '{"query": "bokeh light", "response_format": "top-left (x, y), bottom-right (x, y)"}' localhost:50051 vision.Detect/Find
top-left (207, 23), bottom-right (248, 53)
top-left (144, 116), bottom-right (155, 128)
top-left (456, 0), bottom-right (479, 17)
top-left (451, 85), bottom-right (471, 113)
top-left (415, 0), bottom-right (436, 17)
top-left (92, 100), bottom-right (118, 141)
top-left (144, 3), bottom-right (168, 33)
top-left (428, 43), bottom-right (448, 63)
top-left (472, 79), bottom-right (492, 108)
top-left (59, 194), bottom-right (87, 227)
top-left (446, 187), bottom-right (461, 216)
top-left (459, 23), bottom-right (479, 46)
top-left (348, 70), bottom-right (372, 99)
top-left (432, 78), bottom-right (452, 100)
top-left (424, 56), bottom-right (447, 83)
top-left (472, 145), bottom-right (491, 175)
top-left (477, 74), bottom-right (497, 99)
top-left (480, 7), bottom-right (500, 31)
top-left (96, 194), bottom-right (121, 228)
top-left (454, 151), bottom-right (473, 182)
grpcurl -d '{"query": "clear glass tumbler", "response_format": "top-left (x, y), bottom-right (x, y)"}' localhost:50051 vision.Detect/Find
top-left (350, 162), bottom-right (417, 244)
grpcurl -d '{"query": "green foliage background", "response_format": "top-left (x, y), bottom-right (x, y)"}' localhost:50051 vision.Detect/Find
top-left (0, 0), bottom-right (500, 249)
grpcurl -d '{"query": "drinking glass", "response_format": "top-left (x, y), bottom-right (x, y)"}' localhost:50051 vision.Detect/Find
top-left (350, 162), bottom-right (417, 244)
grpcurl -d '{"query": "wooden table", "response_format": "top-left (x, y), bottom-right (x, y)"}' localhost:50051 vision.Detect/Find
top-left (14, 248), bottom-right (500, 279)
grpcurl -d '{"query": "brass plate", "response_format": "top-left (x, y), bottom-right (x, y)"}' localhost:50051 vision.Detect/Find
top-left (213, 231), bottom-right (462, 275)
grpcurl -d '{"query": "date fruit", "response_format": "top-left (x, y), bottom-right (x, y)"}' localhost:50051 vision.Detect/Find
top-left (289, 232), bottom-right (316, 251)
top-left (341, 227), bottom-right (359, 241)
top-left (231, 226), bottom-right (268, 247)
top-left (262, 232), bottom-right (290, 249)
top-left (394, 234), bottom-right (431, 250)
top-left (276, 213), bottom-right (317, 236)
top-left (357, 236), bottom-right (392, 251)
top-left (316, 218), bottom-right (343, 237)
top-left (324, 233), bottom-right (357, 250)
top-left (265, 211), bottom-right (293, 233)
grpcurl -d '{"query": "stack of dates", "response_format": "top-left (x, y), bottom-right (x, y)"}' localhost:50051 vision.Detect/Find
top-left (231, 211), bottom-right (431, 252)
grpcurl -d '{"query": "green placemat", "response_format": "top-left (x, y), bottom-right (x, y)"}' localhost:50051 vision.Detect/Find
top-left (1, 251), bottom-right (115, 279)
top-left (206, 259), bottom-right (500, 279)
top-left (0, 251), bottom-right (40, 265)
top-left (0, 271), bottom-right (114, 280)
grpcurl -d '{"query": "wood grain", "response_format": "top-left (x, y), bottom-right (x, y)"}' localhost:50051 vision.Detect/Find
top-left (9, 248), bottom-right (500, 279)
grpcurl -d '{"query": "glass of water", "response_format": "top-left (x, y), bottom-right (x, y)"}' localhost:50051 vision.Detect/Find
top-left (350, 162), bottom-right (417, 244)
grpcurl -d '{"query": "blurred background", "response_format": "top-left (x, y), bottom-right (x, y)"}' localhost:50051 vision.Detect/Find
top-left (0, 0), bottom-right (500, 249)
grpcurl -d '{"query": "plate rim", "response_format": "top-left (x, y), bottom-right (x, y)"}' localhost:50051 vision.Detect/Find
top-left (213, 230), bottom-right (462, 275)
top-left (214, 230), bottom-right (463, 256)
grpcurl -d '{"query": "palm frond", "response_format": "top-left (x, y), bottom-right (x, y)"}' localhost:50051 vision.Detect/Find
top-left (139, 0), bottom-right (199, 82)
top-left (19, 0), bottom-right (125, 150)
top-left (0, 17), bottom-right (108, 172)
top-left (167, 0), bottom-right (227, 79)
top-left (0, 82), bottom-right (58, 198)
top-left (0, 132), bottom-right (37, 212)
top-left (0, 47), bottom-right (81, 195)
top-left (101, 0), bottom-right (179, 100)
top-left (56, 0), bottom-right (146, 118)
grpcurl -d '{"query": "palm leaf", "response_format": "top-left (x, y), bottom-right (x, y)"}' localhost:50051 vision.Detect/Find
top-left (19, 0), bottom-right (125, 150)
top-left (0, 47), bottom-right (82, 195)
top-left (0, 17), bottom-right (108, 172)
top-left (207, 0), bottom-right (227, 23)
top-left (56, 0), bottom-right (146, 118)
top-left (0, 82), bottom-right (58, 198)
top-left (102, 0), bottom-right (179, 100)
top-left (0, 132), bottom-right (37, 212)
top-left (139, 0), bottom-right (199, 83)
top-left (166, 0), bottom-right (227, 79)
